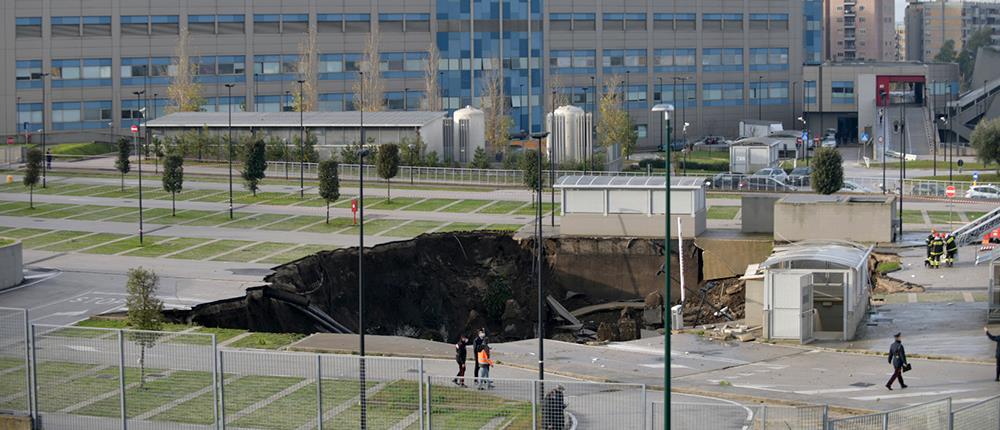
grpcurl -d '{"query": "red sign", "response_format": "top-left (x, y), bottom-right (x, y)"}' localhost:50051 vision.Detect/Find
top-left (6, 137), bottom-right (12, 145)
top-left (351, 199), bottom-right (358, 225)
top-left (130, 125), bottom-right (139, 133)
top-left (796, 138), bottom-right (803, 147)
top-left (946, 186), bottom-right (956, 199)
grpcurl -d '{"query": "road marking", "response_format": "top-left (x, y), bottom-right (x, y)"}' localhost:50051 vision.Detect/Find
top-left (849, 388), bottom-right (975, 401)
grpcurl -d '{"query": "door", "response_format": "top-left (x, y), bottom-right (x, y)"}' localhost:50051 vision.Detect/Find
top-left (769, 272), bottom-right (811, 339)
top-left (800, 284), bottom-right (815, 344)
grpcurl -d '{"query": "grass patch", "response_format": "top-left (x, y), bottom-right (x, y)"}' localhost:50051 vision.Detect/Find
top-left (227, 332), bottom-right (304, 349)
top-left (66, 206), bottom-right (135, 221)
top-left (967, 212), bottom-right (987, 221)
top-left (189, 190), bottom-right (247, 203)
top-left (436, 222), bottom-right (486, 233)
top-left (22, 230), bottom-right (90, 249)
top-left (76, 370), bottom-right (213, 419)
top-left (1, 228), bottom-right (50, 239)
top-left (440, 200), bottom-right (492, 213)
top-left (260, 194), bottom-right (312, 206)
top-left (878, 261), bottom-right (901, 274)
top-left (39, 233), bottom-right (127, 252)
top-left (300, 218), bottom-right (357, 233)
top-left (49, 142), bottom-right (115, 156)
top-left (82, 236), bottom-right (170, 255)
top-left (167, 240), bottom-right (255, 260)
top-left (512, 202), bottom-right (559, 216)
top-left (0, 238), bottom-right (13, 247)
top-left (2, 203), bottom-right (61, 217)
top-left (236, 378), bottom-right (362, 430)
top-left (707, 206), bottom-right (740, 220)
top-left (483, 224), bottom-right (524, 232)
top-left (368, 197), bottom-right (422, 210)
top-left (89, 187), bottom-right (142, 199)
top-left (172, 189), bottom-right (227, 201)
top-left (193, 327), bottom-right (247, 343)
top-left (477, 201), bottom-right (528, 214)
top-left (425, 382), bottom-right (533, 430)
top-left (74, 318), bottom-right (190, 332)
top-left (0, 201), bottom-right (34, 212)
top-left (153, 375), bottom-right (299, 425)
top-left (901, 210), bottom-right (925, 224)
top-left (232, 192), bottom-right (290, 205)
top-left (401, 198), bottom-right (459, 212)
top-left (261, 215), bottom-right (324, 231)
top-left (28, 204), bottom-right (112, 220)
top-left (383, 220), bottom-right (446, 237)
top-left (327, 380), bottom-right (423, 429)
top-left (212, 242), bottom-right (298, 263)
top-left (146, 209), bottom-right (215, 225)
top-left (122, 237), bottom-right (213, 258)
top-left (100, 208), bottom-right (176, 224)
top-left (364, 219), bottom-right (408, 235)
top-left (217, 213), bottom-right (290, 229)
top-left (257, 245), bottom-right (333, 264)
top-left (184, 211), bottom-right (254, 227)
top-left (928, 211), bottom-right (961, 225)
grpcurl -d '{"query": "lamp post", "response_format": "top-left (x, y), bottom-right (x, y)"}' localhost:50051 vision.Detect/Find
top-left (881, 89), bottom-right (888, 194)
top-left (408, 142), bottom-right (416, 185)
top-left (798, 116), bottom-right (807, 161)
top-left (931, 80), bottom-right (937, 177)
top-left (133, 90), bottom-right (145, 244)
top-left (757, 76), bottom-right (765, 121)
top-left (590, 76), bottom-right (596, 173)
top-left (550, 90), bottom-right (556, 227)
top-left (531, 130), bottom-right (550, 383)
top-left (650, 103), bottom-right (674, 430)
top-left (224, 84), bottom-right (236, 220)
top-left (35, 72), bottom-right (49, 188)
top-left (357, 145), bottom-right (371, 430)
top-left (297, 80), bottom-right (306, 198)
top-left (403, 88), bottom-right (409, 111)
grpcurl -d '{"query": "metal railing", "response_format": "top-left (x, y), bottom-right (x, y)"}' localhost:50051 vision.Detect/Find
top-left (953, 395), bottom-right (1000, 430)
top-left (827, 398), bottom-right (952, 430)
top-left (663, 402), bottom-right (826, 430)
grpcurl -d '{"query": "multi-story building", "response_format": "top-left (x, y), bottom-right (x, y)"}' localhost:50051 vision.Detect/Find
top-left (906, 0), bottom-right (1000, 63)
top-left (1, 0), bottom-right (808, 153)
top-left (897, 23), bottom-right (907, 60)
top-left (825, 0), bottom-right (897, 62)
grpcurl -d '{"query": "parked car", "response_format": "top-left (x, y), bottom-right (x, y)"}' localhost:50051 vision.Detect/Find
top-left (965, 185), bottom-right (1000, 199)
top-left (911, 182), bottom-right (947, 197)
top-left (821, 137), bottom-right (837, 148)
top-left (740, 176), bottom-right (798, 192)
top-left (840, 181), bottom-right (874, 193)
top-left (706, 173), bottom-right (747, 190)
top-left (750, 167), bottom-right (789, 184)
top-left (787, 167), bottom-right (812, 187)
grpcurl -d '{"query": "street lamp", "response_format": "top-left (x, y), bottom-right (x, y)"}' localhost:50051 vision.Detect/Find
top-left (652, 104), bottom-right (674, 155)
top-left (253, 73), bottom-right (260, 111)
top-left (356, 145), bottom-right (371, 430)
top-left (297, 79), bottom-right (306, 198)
top-left (225, 83), bottom-right (236, 219)
top-left (589, 76), bottom-right (596, 174)
top-left (403, 88), bottom-right (409, 111)
top-left (407, 142), bottom-right (416, 185)
top-left (33, 72), bottom-right (50, 188)
top-left (650, 103), bottom-right (674, 430)
top-left (757, 76), bottom-right (765, 121)
top-left (797, 116), bottom-right (807, 161)
top-left (530, 130), bottom-right (550, 383)
top-left (132, 90), bottom-right (146, 244)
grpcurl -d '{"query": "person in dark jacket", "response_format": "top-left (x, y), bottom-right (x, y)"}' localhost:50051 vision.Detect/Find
top-left (930, 234), bottom-right (945, 269)
top-left (985, 327), bottom-right (1000, 381)
top-left (945, 234), bottom-right (958, 267)
top-left (925, 230), bottom-right (936, 267)
top-left (886, 332), bottom-right (908, 390)
top-left (473, 329), bottom-right (486, 380)
top-left (45, 149), bottom-right (52, 170)
top-left (542, 385), bottom-right (567, 429)
top-left (453, 335), bottom-right (469, 387)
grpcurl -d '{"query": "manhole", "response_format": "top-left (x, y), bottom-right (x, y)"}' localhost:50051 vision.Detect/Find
top-left (850, 382), bottom-right (875, 388)
top-left (228, 268), bottom-right (274, 277)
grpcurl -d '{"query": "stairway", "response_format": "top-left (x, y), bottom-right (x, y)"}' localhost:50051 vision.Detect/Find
top-left (953, 206), bottom-right (1000, 247)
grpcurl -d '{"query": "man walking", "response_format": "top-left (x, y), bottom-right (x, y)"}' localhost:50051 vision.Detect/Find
top-left (453, 335), bottom-right (468, 387)
top-left (476, 345), bottom-right (494, 390)
top-left (473, 329), bottom-right (487, 380)
top-left (886, 332), bottom-right (908, 390)
top-left (985, 327), bottom-right (1000, 381)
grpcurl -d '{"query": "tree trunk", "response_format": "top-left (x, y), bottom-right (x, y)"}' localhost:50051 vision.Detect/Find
top-left (139, 345), bottom-right (146, 389)
top-left (387, 179), bottom-right (391, 203)
top-left (171, 191), bottom-right (176, 216)
top-left (29, 185), bottom-right (33, 209)
top-left (155, 157), bottom-right (159, 174)
top-left (121, 173), bottom-right (125, 191)
top-left (326, 202), bottom-right (330, 224)
top-left (253, 186), bottom-right (257, 197)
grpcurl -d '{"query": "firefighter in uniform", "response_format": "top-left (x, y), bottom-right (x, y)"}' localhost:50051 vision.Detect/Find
top-left (930, 233), bottom-right (946, 269)
top-left (925, 229), bottom-right (937, 268)
top-left (945, 233), bottom-right (958, 267)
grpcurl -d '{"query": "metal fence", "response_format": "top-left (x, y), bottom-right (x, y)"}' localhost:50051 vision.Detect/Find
top-left (0, 307), bottom-right (29, 417)
top-left (663, 402), bottom-right (827, 430)
top-left (953, 396), bottom-right (1000, 430)
top-left (827, 398), bottom-right (952, 430)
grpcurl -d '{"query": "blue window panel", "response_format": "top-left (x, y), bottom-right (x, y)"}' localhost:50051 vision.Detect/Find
top-left (121, 57), bottom-right (146, 65)
top-left (704, 14), bottom-right (742, 20)
top-left (254, 14), bottom-right (279, 23)
top-left (604, 13), bottom-right (624, 20)
top-left (16, 17), bottom-right (42, 25)
top-left (17, 81), bottom-right (42, 89)
top-left (317, 14), bottom-right (342, 22)
top-left (121, 16), bottom-right (148, 24)
top-left (805, 81), bottom-right (818, 104)
top-left (405, 14), bottom-right (430, 21)
top-left (82, 58), bottom-right (111, 66)
top-left (283, 14), bottom-right (308, 22)
top-left (52, 59), bottom-right (80, 68)
top-left (53, 122), bottom-right (82, 131)
top-left (52, 16), bottom-right (80, 25)
top-left (151, 15), bottom-right (178, 24)
top-left (574, 13), bottom-right (595, 20)
top-left (550, 13), bottom-right (572, 21)
top-left (17, 60), bottom-right (42, 67)
top-left (345, 14), bottom-right (370, 22)
top-left (188, 15), bottom-right (215, 23)
top-left (380, 14), bottom-right (405, 21)
top-left (623, 13), bottom-right (645, 20)
top-left (218, 15), bottom-right (244, 23)
top-left (83, 16), bottom-right (111, 24)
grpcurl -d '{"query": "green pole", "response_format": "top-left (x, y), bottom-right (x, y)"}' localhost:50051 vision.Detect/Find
top-left (664, 115), bottom-right (672, 430)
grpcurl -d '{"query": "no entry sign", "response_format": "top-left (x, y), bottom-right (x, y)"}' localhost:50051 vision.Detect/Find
top-left (946, 186), bottom-right (956, 198)
top-left (130, 125), bottom-right (139, 133)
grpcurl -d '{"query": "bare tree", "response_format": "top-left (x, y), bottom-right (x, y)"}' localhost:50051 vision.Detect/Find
top-left (166, 28), bottom-right (204, 113)
top-left (293, 26), bottom-right (319, 112)
top-left (482, 64), bottom-right (513, 156)
top-left (547, 74), bottom-right (570, 110)
top-left (421, 44), bottom-right (442, 111)
top-left (352, 30), bottom-right (386, 112)
top-left (596, 75), bottom-right (637, 159)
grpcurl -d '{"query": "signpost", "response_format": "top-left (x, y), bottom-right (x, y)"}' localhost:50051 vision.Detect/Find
top-left (973, 171), bottom-right (980, 186)
top-left (351, 199), bottom-right (358, 225)
top-left (130, 124), bottom-right (139, 134)
top-left (947, 185), bottom-right (956, 227)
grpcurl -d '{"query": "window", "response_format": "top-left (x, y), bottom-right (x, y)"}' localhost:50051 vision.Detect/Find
top-left (218, 15), bottom-right (245, 34)
top-left (318, 53), bottom-right (362, 79)
top-left (345, 14), bottom-right (370, 32)
top-left (805, 81), bottom-right (817, 104)
top-left (704, 13), bottom-right (742, 31)
top-left (151, 15), bottom-right (179, 35)
top-left (318, 93), bottom-right (351, 112)
top-left (52, 102), bottom-right (82, 129)
top-left (381, 52), bottom-right (426, 78)
top-left (383, 91), bottom-right (424, 110)
top-left (254, 14), bottom-right (280, 34)
top-left (550, 50), bottom-right (595, 74)
top-left (121, 57), bottom-right (175, 86)
top-left (121, 15), bottom-right (148, 35)
top-left (633, 124), bottom-right (647, 139)
top-left (653, 13), bottom-right (696, 31)
top-left (255, 94), bottom-right (295, 112)
top-left (16, 17), bottom-right (42, 38)
top-left (51, 59), bottom-right (112, 88)
top-left (750, 48), bottom-right (788, 71)
top-left (749, 14), bottom-right (787, 30)
top-left (405, 14), bottom-right (430, 31)
top-left (52, 16), bottom-right (81, 37)
top-left (254, 55), bottom-right (300, 81)
top-left (625, 13), bottom-right (646, 30)
top-left (83, 16), bottom-right (112, 36)
top-left (201, 97), bottom-right (246, 113)
top-left (52, 100), bottom-right (112, 130)
top-left (703, 83), bottom-right (743, 107)
top-left (625, 85), bottom-right (647, 109)
top-left (317, 14), bottom-right (343, 32)
top-left (121, 98), bottom-right (169, 121)
top-left (832, 81), bottom-right (855, 104)
top-left (15, 60), bottom-right (43, 89)
top-left (83, 101), bottom-right (113, 123)
top-left (574, 13), bottom-right (596, 30)
top-left (654, 49), bottom-right (695, 73)
top-left (194, 56), bottom-right (246, 83)
top-left (603, 13), bottom-right (625, 31)
top-left (282, 14), bottom-right (308, 33)
top-left (750, 81), bottom-right (789, 105)
top-left (654, 83), bottom-right (696, 108)
top-left (603, 49), bottom-right (646, 73)
top-left (17, 103), bottom-right (43, 130)
top-left (189, 15), bottom-right (216, 34)
top-left (603, 13), bottom-right (643, 31)
top-left (703, 48), bottom-right (743, 72)
top-left (550, 13), bottom-right (573, 31)
top-left (379, 14), bottom-right (404, 32)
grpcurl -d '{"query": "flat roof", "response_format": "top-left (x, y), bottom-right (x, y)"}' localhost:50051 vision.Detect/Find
top-left (779, 194), bottom-right (894, 204)
top-left (146, 111), bottom-right (448, 128)
top-left (554, 175), bottom-right (706, 190)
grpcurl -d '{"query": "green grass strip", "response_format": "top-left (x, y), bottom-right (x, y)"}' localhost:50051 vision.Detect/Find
top-left (121, 237), bottom-right (212, 258)
top-left (300, 218), bottom-right (357, 233)
top-left (40, 233), bottom-right (129, 252)
top-left (901, 209), bottom-right (925, 224)
top-left (76, 370), bottom-right (213, 419)
top-left (512, 202), bottom-right (559, 216)
top-left (367, 197), bottom-right (422, 210)
top-left (153, 375), bottom-right (300, 425)
top-left (22, 231), bottom-right (91, 249)
top-left (235, 379), bottom-right (361, 430)
top-left (707, 206), bottom-right (740, 220)
top-left (233, 191), bottom-right (290, 204)
top-left (29, 204), bottom-right (113, 220)
top-left (227, 332), bottom-right (305, 349)
top-left (167, 240), bottom-right (255, 260)
top-left (66, 206), bottom-right (135, 221)
top-left (172, 189), bottom-right (226, 201)
top-left (257, 245), bottom-right (333, 264)
top-left (217, 213), bottom-right (290, 229)
top-left (184, 211), bottom-right (254, 227)
top-left (483, 224), bottom-right (524, 232)
top-left (383, 220), bottom-right (445, 237)
top-left (101, 208), bottom-right (176, 224)
top-left (82, 236), bottom-right (171, 255)
top-left (260, 215), bottom-right (324, 231)
top-left (212, 242), bottom-right (298, 263)
top-left (477, 201), bottom-right (528, 214)
top-left (436, 222), bottom-right (486, 233)
top-left (147, 209), bottom-right (216, 225)
top-left (0, 228), bottom-right (51, 239)
top-left (440, 199), bottom-right (491, 213)
top-left (928, 211), bottom-right (961, 225)
top-left (401, 198), bottom-right (459, 212)
top-left (2, 203), bottom-right (60, 217)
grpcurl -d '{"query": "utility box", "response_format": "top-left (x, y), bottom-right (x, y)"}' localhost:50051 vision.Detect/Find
top-left (730, 138), bottom-right (779, 174)
top-left (739, 120), bottom-right (783, 138)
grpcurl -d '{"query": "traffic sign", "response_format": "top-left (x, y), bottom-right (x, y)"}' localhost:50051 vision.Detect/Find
top-left (974, 171), bottom-right (980, 181)
top-left (130, 125), bottom-right (139, 133)
top-left (6, 136), bottom-right (12, 145)
top-left (351, 199), bottom-right (358, 225)
top-left (946, 186), bottom-right (956, 198)
top-left (860, 132), bottom-right (870, 143)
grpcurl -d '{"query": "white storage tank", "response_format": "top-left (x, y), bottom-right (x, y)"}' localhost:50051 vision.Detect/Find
top-left (452, 106), bottom-right (485, 164)
top-left (546, 105), bottom-right (592, 164)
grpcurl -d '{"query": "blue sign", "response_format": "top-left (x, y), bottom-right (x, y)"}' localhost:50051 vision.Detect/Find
top-left (22, 122), bottom-right (28, 132)
top-left (801, 131), bottom-right (809, 141)
top-left (860, 133), bottom-right (870, 143)
top-left (974, 171), bottom-right (980, 181)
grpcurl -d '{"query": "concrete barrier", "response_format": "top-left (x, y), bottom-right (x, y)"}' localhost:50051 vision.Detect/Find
top-left (0, 239), bottom-right (23, 291)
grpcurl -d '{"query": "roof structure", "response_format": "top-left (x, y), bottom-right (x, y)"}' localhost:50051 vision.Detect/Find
top-left (762, 241), bottom-right (873, 271)
top-left (146, 111), bottom-right (448, 128)
top-left (553, 175), bottom-right (706, 190)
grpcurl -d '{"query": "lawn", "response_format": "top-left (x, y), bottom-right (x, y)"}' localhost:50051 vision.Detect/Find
top-left (0, 228), bottom-right (50, 239)
top-left (2, 203), bottom-right (62, 217)
top-left (296, 198), bottom-right (335, 207)
top-left (30, 364), bottom-right (127, 412)
top-left (172, 189), bottom-right (227, 201)
top-left (66, 206), bottom-right (136, 221)
top-left (167, 240), bottom-right (256, 260)
top-left (477, 201), bottom-right (528, 215)
top-left (928, 211), bottom-right (961, 225)
top-left (363, 219), bottom-right (409, 235)
top-left (189, 190), bottom-right (249, 203)
top-left (483, 224), bottom-right (524, 232)
top-left (233, 378), bottom-right (362, 430)
top-left (439, 200), bottom-right (492, 213)
top-left (257, 245), bottom-right (333, 265)
top-left (227, 332), bottom-right (304, 349)
top-left (261, 215), bottom-right (325, 231)
top-left (184, 211), bottom-right (254, 227)
top-left (39, 233), bottom-right (127, 252)
top-left (50, 142), bottom-right (115, 156)
top-left (193, 327), bottom-right (248, 343)
top-left (382, 220), bottom-right (446, 237)
top-left (427, 383), bottom-right (534, 430)
top-left (82, 235), bottom-right (170, 255)
top-left (21, 230), bottom-right (90, 249)
top-left (368, 197), bottom-right (422, 210)
top-left (401, 198), bottom-right (460, 212)
top-left (901, 210), bottom-right (925, 224)
top-left (300, 218), bottom-right (358, 233)
top-left (436, 223), bottom-right (486, 233)
top-left (212, 242), bottom-right (298, 263)
top-left (100, 208), bottom-right (175, 224)
top-left (89, 187), bottom-right (142, 199)
top-left (233, 192), bottom-right (291, 205)
top-left (123, 238), bottom-right (215, 258)
top-left (512, 202), bottom-right (560, 216)
top-left (968, 211), bottom-right (988, 221)
top-left (707, 206), bottom-right (740, 220)
top-left (28, 204), bottom-right (112, 220)
top-left (145, 209), bottom-right (216, 225)
top-left (152, 375), bottom-right (300, 425)
top-left (324, 380), bottom-right (422, 429)
top-left (0, 201), bottom-right (33, 212)
top-left (0, 238), bottom-right (13, 247)
top-left (261, 195), bottom-right (312, 206)
top-left (75, 370), bottom-right (213, 419)
top-left (217, 213), bottom-right (291, 229)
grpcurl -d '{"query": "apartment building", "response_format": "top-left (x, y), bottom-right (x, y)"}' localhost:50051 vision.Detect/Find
top-left (825, 0), bottom-right (897, 62)
top-left (906, 0), bottom-right (1000, 62)
top-left (1, 0), bottom-right (808, 151)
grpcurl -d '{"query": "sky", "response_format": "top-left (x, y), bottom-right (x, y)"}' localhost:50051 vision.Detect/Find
top-left (896, 0), bottom-right (906, 22)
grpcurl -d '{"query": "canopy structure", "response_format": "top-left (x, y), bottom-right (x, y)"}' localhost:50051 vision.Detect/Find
top-left (762, 241), bottom-right (873, 271)
top-left (553, 175), bottom-right (705, 190)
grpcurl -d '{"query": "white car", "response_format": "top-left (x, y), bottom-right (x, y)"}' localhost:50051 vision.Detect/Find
top-left (750, 167), bottom-right (789, 184)
top-left (821, 137), bottom-right (837, 148)
top-left (840, 181), bottom-right (873, 194)
top-left (965, 185), bottom-right (1000, 199)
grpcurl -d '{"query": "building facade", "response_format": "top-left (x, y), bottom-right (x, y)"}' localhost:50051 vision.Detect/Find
top-left (906, 0), bottom-right (1000, 63)
top-left (2, 0), bottom-right (808, 153)
top-left (825, 0), bottom-right (897, 62)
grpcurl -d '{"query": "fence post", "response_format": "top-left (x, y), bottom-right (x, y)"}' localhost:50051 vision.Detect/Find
top-left (761, 405), bottom-right (768, 430)
top-left (118, 330), bottom-right (127, 430)
top-left (417, 359), bottom-right (424, 430)
top-left (425, 376), bottom-right (432, 430)
top-left (28, 322), bottom-right (37, 424)
top-left (641, 385), bottom-right (647, 430)
top-left (316, 354), bottom-right (323, 430)
top-left (882, 413), bottom-right (888, 430)
top-left (211, 334), bottom-right (219, 430)
top-left (531, 380), bottom-right (538, 430)
top-left (219, 350), bottom-right (226, 429)
top-left (823, 405), bottom-right (829, 430)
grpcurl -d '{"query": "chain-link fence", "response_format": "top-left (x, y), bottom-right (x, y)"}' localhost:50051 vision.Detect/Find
top-left (828, 398), bottom-right (952, 430)
top-left (666, 402), bottom-right (828, 430)
top-left (953, 395), bottom-right (1000, 430)
top-left (0, 308), bottom-right (29, 417)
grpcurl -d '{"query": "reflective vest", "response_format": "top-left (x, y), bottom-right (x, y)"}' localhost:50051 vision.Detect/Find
top-left (477, 349), bottom-right (493, 366)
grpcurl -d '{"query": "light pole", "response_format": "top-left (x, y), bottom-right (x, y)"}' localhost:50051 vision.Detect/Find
top-left (881, 89), bottom-right (888, 194)
top-left (657, 77), bottom-right (664, 150)
top-left (931, 81), bottom-right (937, 177)
top-left (549, 90), bottom-right (556, 227)
top-left (133, 90), bottom-right (145, 244)
top-left (403, 88), bottom-right (409, 111)
top-left (590, 76), bottom-right (596, 173)
top-left (408, 142), bottom-right (416, 185)
top-left (791, 82), bottom-right (797, 131)
top-left (757, 76), bottom-right (765, 121)
top-left (297, 79), bottom-right (306, 198)
top-left (797, 116), bottom-right (807, 160)
top-left (253, 73), bottom-right (260, 111)
top-left (531, 130), bottom-right (550, 383)
top-left (357, 145), bottom-right (371, 430)
top-left (35, 72), bottom-right (49, 188)
top-left (650, 103), bottom-right (674, 430)
top-left (225, 83), bottom-right (236, 219)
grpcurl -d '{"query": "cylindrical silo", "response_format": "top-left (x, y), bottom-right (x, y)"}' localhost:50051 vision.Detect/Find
top-left (452, 106), bottom-right (485, 164)
top-left (546, 105), bottom-right (592, 165)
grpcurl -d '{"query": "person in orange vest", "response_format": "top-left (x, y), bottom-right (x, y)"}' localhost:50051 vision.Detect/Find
top-left (476, 345), bottom-right (495, 390)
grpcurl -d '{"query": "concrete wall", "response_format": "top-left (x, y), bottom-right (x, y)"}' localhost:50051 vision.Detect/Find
top-left (744, 278), bottom-right (764, 327)
top-left (0, 240), bottom-right (23, 291)
top-left (774, 196), bottom-right (896, 243)
top-left (741, 194), bottom-right (780, 234)
top-left (696, 234), bottom-right (773, 281)
top-left (560, 212), bottom-right (705, 239)
top-left (0, 415), bottom-right (31, 430)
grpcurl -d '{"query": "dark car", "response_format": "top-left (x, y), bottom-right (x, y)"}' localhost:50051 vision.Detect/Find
top-left (787, 167), bottom-right (812, 187)
top-left (910, 182), bottom-right (947, 197)
top-left (656, 139), bottom-right (689, 152)
top-left (706, 173), bottom-right (746, 190)
top-left (740, 176), bottom-right (798, 192)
